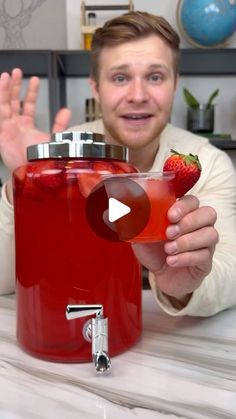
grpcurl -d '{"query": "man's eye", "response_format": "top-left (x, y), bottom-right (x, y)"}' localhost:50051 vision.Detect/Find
top-left (113, 75), bottom-right (127, 83)
top-left (149, 74), bottom-right (162, 83)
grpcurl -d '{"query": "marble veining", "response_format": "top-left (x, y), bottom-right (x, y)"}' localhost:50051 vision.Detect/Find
top-left (1, 291), bottom-right (236, 419)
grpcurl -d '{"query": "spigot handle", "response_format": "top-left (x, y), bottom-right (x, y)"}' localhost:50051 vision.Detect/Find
top-left (66, 304), bottom-right (103, 320)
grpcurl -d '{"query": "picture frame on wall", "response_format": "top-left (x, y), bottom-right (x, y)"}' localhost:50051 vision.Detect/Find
top-left (0, 0), bottom-right (67, 49)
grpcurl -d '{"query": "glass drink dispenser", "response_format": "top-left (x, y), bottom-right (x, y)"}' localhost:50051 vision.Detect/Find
top-left (13, 132), bottom-right (142, 372)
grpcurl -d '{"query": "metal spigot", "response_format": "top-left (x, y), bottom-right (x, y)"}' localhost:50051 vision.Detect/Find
top-left (66, 304), bottom-right (111, 373)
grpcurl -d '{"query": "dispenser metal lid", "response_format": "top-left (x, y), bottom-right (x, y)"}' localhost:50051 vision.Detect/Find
top-left (27, 131), bottom-right (128, 162)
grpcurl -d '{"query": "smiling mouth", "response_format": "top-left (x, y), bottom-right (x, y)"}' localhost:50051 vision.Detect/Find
top-left (122, 113), bottom-right (153, 120)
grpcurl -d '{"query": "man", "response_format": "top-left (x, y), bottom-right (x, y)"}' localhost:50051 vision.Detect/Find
top-left (0, 11), bottom-right (235, 315)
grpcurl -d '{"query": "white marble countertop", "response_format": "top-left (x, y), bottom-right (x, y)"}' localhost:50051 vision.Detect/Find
top-left (1, 290), bottom-right (236, 419)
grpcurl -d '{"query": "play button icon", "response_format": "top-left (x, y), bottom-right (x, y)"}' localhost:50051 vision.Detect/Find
top-left (85, 175), bottom-right (150, 242)
top-left (108, 198), bottom-right (131, 222)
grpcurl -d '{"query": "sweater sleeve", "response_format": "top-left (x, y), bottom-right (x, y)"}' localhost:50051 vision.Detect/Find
top-left (0, 183), bottom-right (15, 294)
top-left (150, 148), bottom-right (236, 316)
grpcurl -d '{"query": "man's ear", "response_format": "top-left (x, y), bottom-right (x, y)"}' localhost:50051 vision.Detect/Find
top-left (89, 77), bottom-right (100, 103)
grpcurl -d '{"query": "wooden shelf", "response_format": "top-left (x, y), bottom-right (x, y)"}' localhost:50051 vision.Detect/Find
top-left (83, 5), bottom-right (133, 11)
top-left (80, 1), bottom-right (134, 49)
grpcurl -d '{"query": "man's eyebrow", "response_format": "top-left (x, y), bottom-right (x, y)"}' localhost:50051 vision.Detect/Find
top-left (108, 65), bottom-right (130, 72)
top-left (148, 63), bottom-right (169, 71)
top-left (108, 63), bottom-right (170, 72)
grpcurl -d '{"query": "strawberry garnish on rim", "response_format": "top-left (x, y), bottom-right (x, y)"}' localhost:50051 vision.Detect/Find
top-left (163, 149), bottom-right (202, 198)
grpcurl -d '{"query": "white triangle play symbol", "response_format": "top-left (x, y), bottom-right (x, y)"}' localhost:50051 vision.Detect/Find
top-left (108, 197), bottom-right (131, 222)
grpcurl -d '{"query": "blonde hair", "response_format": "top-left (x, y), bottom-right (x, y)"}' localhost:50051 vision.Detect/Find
top-left (91, 11), bottom-right (180, 82)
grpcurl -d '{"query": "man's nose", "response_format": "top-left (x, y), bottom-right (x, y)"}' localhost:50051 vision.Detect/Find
top-left (126, 79), bottom-right (149, 103)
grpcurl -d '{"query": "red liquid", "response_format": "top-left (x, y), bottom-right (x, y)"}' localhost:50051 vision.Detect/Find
top-left (106, 174), bottom-right (176, 243)
top-left (13, 159), bottom-right (142, 362)
top-left (127, 176), bottom-right (176, 242)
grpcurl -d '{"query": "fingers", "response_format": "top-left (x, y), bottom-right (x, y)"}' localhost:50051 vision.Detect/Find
top-left (165, 225), bottom-right (218, 254)
top-left (0, 68), bottom-right (40, 117)
top-left (0, 68), bottom-right (71, 133)
top-left (0, 71), bottom-right (12, 122)
top-left (0, 68), bottom-right (23, 120)
top-left (10, 68), bottom-right (23, 116)
top-left (167, 204), bottom-right (217, 239)
top-left (166, 248), bottom-right (213, 276)
top-left (22, 75), bottom-right (40, 119)
top-left (0, 68), bottom-right (40, 123)
top-left (164, 196), bottom-right (218, 270)
top-left (167, 194), bottom-right (200, 223)
top-left (52, 108), bottom-right (71, 133)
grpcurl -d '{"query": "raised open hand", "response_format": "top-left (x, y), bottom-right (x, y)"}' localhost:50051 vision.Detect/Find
top-left (0, 68), bottom-right (71, 172)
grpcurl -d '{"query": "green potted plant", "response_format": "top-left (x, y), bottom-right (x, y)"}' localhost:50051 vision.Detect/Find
top-left (183, 88), bottom-right (219, 133)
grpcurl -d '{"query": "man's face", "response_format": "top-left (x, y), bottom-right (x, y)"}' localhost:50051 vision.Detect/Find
top-left (90, 35), bottom-right (178, 150)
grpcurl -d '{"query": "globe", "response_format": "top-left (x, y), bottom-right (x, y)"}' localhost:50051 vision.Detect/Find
top-left (176, 0), bottom-right (236, 48)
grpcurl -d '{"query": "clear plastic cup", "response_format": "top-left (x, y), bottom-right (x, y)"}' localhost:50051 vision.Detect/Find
top-left (103, 172), bottom-right (176, 243)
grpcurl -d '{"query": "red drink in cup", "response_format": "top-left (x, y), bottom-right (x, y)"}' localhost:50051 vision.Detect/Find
top-left (104, 172), bottom-right (176, 243)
